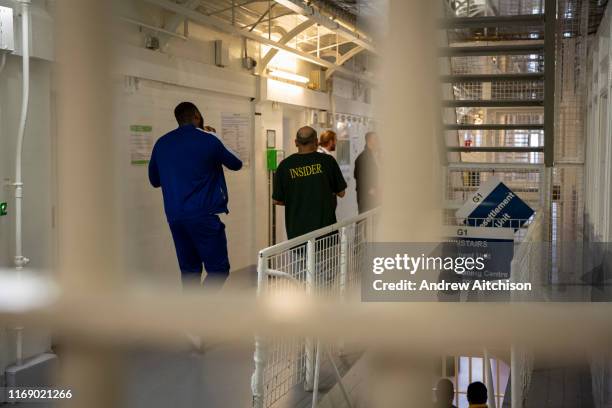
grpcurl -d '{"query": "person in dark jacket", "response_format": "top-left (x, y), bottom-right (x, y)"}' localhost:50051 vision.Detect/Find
top-left (148, 102), bottom-right (242, 288)
top-left (354, 132), bottom-right (380, 213)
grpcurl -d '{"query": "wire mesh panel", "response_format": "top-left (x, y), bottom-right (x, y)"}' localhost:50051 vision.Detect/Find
top-left (449, 55), bottom-right (544, 75)
top-left (258, 243), bottom-right (309, 408)
top-left (252, 211), bottom-right (376, 408)
top-left (450, 81), bottom-right (544, 101)
top-left (262, 337), bottom-right (307, 407)
top-left (347, 220), bottom-right (368, 293)
top-left (314, 232), bottom-right (341, 295)
top-left (445, 166), bottom-right (543, 210)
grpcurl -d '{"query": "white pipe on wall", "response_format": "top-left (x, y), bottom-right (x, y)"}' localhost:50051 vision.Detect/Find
top-left (14, 0), bottom-right (32, 366)
top-left (14, 0), bottom-right (31, 269)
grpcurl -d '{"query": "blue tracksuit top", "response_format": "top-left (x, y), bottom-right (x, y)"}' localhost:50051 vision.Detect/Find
top-left (148, 124), bottom-right (242, 222)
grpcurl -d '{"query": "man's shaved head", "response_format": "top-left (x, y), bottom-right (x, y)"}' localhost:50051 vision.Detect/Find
top-left (296, 126), bottom-right (317, 145)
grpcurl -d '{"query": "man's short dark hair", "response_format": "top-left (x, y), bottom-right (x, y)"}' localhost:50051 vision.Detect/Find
top-left (296, 126), bottom-right (317, 145)
top-left (436, 378), bottom-right (454, 403)
top-left (174, 102), bottom-right (201, 125)
top-left (467, 381), bottom-right (487, 404)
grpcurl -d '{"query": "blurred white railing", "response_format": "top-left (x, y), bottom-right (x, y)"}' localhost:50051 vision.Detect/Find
top-left (509, 211), bottom-right (546, 408)
top-left (251, 209), bottom-right (378, 408)
top-left (510, 211), bottom-right (545, 293)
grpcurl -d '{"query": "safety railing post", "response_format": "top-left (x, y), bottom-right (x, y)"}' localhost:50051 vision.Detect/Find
top-left (325, 347), bottom-right (354, 408)
top-left (305, 239), bottom-right (317, 391)
top-left (366, 212), bottom-right (375, 244)
top-left (339, 226), bottom-right (348, 300)
top-left (311, 339), bottom-right (321, 408)
top-left (252, 253), bottom-right (267, 408)
top-left (484, 348), bottom-right (496, 408)
top-left (337, 226), bottom-right (348, 355)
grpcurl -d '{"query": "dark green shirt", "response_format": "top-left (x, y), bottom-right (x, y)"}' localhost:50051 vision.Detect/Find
top-left (273, 152), bottom-right (347, 239)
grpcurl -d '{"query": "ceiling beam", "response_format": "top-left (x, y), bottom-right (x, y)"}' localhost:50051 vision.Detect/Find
top-left (143, 0), bottom-right (370, 82)
top-left (259, 19), bottom-right (314, 72)
top-left (272, 0), bottom-right (377, 54)
top-left (160, 0), bottom-right (201, 47)
top-left (325, 45), bottom-right (364, 80)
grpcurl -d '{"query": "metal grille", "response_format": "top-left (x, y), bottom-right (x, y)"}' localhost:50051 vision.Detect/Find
top-left (450, 54), bottom-right (544, 75)
top-left (445, 166), bottom-right (543, 209)
top-left (252, 211), bottom-right (376, 408)
top-left (498, 0), bottom-right (546, 14)
top-left (446, 24), bottom-right (545, 44)
top-left (548, 0), bottom-right (589, 250)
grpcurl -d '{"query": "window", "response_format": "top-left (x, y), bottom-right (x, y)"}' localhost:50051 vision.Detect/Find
top-left (439, 355), bottom-right (509, 407)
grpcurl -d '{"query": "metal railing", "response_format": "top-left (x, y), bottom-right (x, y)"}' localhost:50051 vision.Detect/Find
top-left (510, 211), bottom-right (546, 294)
top-left (509, 211), bottom-right (546, 408)
top-left (251, 209), bottom-right (378, 408)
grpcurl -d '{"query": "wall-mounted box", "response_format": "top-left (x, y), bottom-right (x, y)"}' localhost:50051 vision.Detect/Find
top-left (0, 6), bottom-right (14, 53)
top-left (214, 39), bottom-right (229, 67)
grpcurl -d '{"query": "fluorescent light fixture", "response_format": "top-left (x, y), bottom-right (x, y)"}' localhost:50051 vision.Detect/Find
top-left (268, 69), bottom-right (310, 84)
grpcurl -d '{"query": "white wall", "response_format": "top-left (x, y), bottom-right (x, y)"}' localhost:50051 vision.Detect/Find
top-left (585, 6), bottom-right (612, 242)
top-left (0, 55), bottom-right (54, 372)
top-left (114, 77), bottom-right (258, 285)
top-left (0, 0), bottom-right (375, 381)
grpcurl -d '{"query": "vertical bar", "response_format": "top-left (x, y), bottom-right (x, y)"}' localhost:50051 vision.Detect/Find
top-left (306, 238), bottom-right (316, 293)
top-left (337, 226), bottom-right (348, 355)
top-left (339, 226), bottom-right (348, 300)
top-left (311, 339), bottom-right (321, 408)
top-left (252, 253), bottom-right (267, 407)
top-left (325, 347), bottom-right (354, 408)
top-left (55, 1), bottom-right (121, 407)
top-left (544, 0), bottom-right (556, 167)
top-left (305, 239), bottom-right (316, 391)
top-left (510, 345), bottom-right (519, 408)
top-left (232, 0), bottom-right (235, 26)
top-left (366, 213), bottom-right (373, 244)
top-left (316, 25), bottom-right (320, 58)
top-left (484, 349), bottom-right (496, 408)
top-left (336, 32), bottom-right (339, 61)
top-left (268, 0), bottom-right (271, 39)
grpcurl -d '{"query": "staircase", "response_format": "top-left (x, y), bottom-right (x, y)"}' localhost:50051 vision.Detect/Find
top-left (440, 0), bottom-right (554, 218)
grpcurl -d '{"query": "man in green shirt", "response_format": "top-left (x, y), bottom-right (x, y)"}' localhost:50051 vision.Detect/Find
top-left (273, 126), bottom-right (347, 239)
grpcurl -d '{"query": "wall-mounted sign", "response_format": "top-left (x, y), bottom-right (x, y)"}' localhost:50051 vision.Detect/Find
top-left (443, 225), bottom-right (515, 281)
top-left (456, 176), bottom-right (534, 228)
top-left (266, 149), bottom-right (284, 171)
top-left (0, 202), bottom-right (7, 216)
top-left (129, 124), bottom-right (153, 165)
top-left (221, 112), bottom-right (251, 167)
top-left (266, 129), bottom-right (276, 149)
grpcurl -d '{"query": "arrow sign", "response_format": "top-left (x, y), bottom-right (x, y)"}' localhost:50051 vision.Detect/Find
top-left (456, 176), bottom-right (534, 228)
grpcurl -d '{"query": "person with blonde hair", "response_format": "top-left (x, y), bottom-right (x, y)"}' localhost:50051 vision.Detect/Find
top-left (317, 130), bottom-right (337, 155)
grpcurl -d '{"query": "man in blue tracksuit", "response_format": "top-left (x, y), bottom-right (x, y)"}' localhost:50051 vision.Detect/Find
top-left (148, 102), bottom-right (242, 288)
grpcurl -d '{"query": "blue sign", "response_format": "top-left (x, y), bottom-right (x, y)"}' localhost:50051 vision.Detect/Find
top-left (443, 226), bottom-right (514, 281)
top-left (456, 177), bottom-right (534, 229)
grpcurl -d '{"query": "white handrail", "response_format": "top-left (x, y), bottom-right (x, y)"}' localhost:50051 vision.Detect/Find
top-left (259, 208), bottom-right (378, 257)
top-left (253, 209), bottom-right (378, 408)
